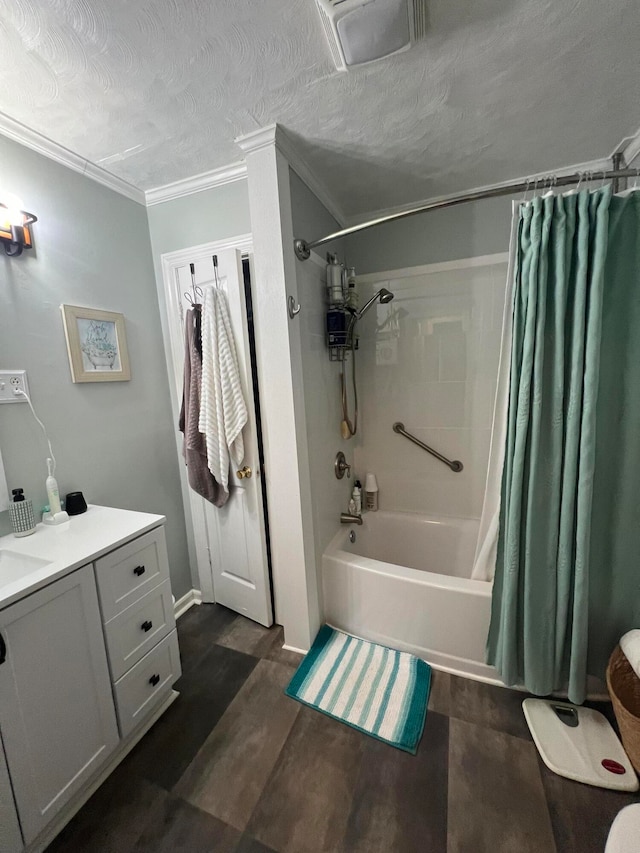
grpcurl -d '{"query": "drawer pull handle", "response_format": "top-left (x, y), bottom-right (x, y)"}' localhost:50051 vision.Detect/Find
top-left (0, 633), bottom-right (6, 665)
top-left (141, 620), bottom-right (153, 632)
top-left (149, 673), bottom-right (160, 687)
top-left (133, 565), bottom-right (146, 576)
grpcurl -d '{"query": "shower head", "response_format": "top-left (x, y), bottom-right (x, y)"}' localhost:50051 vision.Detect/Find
top-left (354, 287), bottom-right (395, 320)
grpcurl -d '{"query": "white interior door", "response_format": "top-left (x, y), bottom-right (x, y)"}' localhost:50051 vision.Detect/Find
top-left (167, 244), bottom-right (272, 627)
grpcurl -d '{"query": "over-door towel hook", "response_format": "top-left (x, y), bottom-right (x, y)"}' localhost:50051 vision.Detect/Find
top-left (288, 295), bottom-right (301, 319)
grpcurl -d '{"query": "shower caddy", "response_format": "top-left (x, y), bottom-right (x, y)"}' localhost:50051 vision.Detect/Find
top-left (325, 254), bottom-right (358, 361)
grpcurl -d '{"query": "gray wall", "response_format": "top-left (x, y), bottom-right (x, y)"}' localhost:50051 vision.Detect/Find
top-left (147, 180), bottom-right (251, 260)
top-left (289, 170), bottom-right (344, 261)
top-left (0, 135), bottom-right (192, 598)
top-left (345, 195), bottom-right (515, 273)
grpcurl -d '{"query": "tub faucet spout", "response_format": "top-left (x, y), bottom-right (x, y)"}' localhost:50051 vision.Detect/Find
top-left (340, 512), bottom-right (363, 525)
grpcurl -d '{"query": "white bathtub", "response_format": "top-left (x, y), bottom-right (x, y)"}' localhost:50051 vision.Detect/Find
top-left (322, 510), bottom-right (498, 683)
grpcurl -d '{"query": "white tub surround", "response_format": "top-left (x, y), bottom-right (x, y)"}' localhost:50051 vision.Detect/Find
top-left (353, 255), bottom-right (508, 520)
top-left (323, 510), bottom-right (496, 683)
top-left (472, 211), bottom-right (519, 581)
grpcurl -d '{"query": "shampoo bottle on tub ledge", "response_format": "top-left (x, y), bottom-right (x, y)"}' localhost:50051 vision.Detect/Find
top-left (352, 480), bottom-right (362, 515)
top-left (365, 473), bottom-right (378, 511)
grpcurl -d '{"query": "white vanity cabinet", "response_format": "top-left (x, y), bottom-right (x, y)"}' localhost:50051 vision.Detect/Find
top-left (0, 508), bottom-right (181, 853)
top-left (0, 564), bottom-right (119, 845)
top-left (0, 733), bottom-right (22, 853)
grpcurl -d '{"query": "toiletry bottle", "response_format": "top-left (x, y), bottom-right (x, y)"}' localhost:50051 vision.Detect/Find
top-left (352, 479), bottom-right (362, 515)
top-left (9, 488), bottom-right (37, 537)
top-left (348, 497), bottom-right (357, 515)
top-left (365, 473), bottom-right (379, 511)
top-left (46, 457), bottom-right (62, 515)
top-left (347, 268), bottom-right (358, 311)
top-left (326, 254), bottom-right (344, 305)
top-left (326, 254), bottom-right (336, 305)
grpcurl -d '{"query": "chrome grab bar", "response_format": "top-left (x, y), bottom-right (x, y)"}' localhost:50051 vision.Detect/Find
top-left (392, 422), bottom-right (464, 473)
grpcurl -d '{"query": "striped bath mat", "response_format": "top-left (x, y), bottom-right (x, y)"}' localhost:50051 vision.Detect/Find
top-left (285, 625), bottom-right (431, 753)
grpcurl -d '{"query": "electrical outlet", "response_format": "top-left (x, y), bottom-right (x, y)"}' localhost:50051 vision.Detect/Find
top-left (0, 370), bottom-right (29, 404)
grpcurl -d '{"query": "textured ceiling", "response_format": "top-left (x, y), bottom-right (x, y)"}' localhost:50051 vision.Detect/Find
top-left (0, 0), bottom-right (639, 217)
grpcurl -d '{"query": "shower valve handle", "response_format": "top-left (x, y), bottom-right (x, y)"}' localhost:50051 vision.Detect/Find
top-left (335, 451), bottom-right (351, 480)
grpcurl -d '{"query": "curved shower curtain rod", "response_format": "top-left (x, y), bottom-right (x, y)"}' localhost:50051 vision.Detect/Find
top-left (293, 155), bottom-right (637, 261)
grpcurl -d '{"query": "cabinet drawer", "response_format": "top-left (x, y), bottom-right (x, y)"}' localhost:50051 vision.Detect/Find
top-left (114, 629), bottom-right (181, 739)
top-left (104, 579), bottom-right (175, 681)
top-left (95, 526), bottom-right (170, 621)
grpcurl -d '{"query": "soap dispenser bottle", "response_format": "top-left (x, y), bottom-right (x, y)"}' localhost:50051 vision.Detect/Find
top-left (9, 488), bottom-right (37, 537)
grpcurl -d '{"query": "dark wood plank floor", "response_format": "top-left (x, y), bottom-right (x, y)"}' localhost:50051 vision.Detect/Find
top-left (47, 604), bottom-right (640, 853)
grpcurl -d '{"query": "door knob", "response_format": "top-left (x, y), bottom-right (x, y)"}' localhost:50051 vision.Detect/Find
top-left (237, 466), bottom-right (252, 479)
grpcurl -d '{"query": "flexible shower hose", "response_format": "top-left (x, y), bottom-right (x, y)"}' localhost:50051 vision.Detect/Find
top-left (341, 316), bottom-right (358, 436)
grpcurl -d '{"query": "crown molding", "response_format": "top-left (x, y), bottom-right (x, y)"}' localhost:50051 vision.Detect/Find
top-left (236, 123), bottom-right (347, 227)
top-left (145, 161), bottom-right (247, 206)
top-left (0, 109), bottom-right (145, 205)
top-left (617, 126), bottom-right (640, 166)
top-left (235, 124), bottom-right (278, 156)
top-left (343, 153), bottom-right (617, 227)
top-left (4, 107), bottom-right (634, 225)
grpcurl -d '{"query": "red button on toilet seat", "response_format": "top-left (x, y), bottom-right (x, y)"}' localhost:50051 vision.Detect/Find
top-left (601, 758), bottom-right (626, 774)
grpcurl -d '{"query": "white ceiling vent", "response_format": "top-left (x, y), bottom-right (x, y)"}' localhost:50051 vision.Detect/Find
top-left (315, 0), bottom-right (426, 71)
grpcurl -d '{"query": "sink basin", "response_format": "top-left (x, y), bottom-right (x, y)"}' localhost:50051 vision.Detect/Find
top-left (0, 549), bottom-right (52, 587)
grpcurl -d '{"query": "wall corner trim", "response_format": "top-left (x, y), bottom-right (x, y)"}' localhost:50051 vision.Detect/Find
top-left (174, 588), bottom-right (202, 619)
top-left (145, 162), bottom-right (248, 206)
top-left (235, 124), bottom-right (279, 156)
top-left (282, 643), bottom-right (308, 655)
top-left (236, 123), bottom-right (347, 227)
top-left (0, 109), bottom-right (145, 205)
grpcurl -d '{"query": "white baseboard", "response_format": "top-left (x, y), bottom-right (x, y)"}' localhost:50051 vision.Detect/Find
top-left (174, 588), bottom-right (202, 618)
top-left (283, 643), bottom-right (307, 655)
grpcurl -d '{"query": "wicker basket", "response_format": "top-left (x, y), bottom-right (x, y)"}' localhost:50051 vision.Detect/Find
top-left (607, 645), bottom-right (640, 772)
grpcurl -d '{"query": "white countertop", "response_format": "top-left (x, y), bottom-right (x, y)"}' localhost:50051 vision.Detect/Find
top-left (0, 505), bottom-right (165, 610)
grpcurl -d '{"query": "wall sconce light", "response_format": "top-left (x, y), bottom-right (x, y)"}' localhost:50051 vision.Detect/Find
top-left (0, 203), bottom-right (37, 257)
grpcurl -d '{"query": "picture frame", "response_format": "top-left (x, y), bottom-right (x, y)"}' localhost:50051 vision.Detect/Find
top-left (61, 304), bottom-right (131, 383)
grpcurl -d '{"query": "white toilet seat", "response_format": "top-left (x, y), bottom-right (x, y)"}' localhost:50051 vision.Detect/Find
top-left (605, 804), bottom-right (640, 852)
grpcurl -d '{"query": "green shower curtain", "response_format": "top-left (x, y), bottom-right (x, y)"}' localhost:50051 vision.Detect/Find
top-left (588, 192), bottom-right (640, 680)
top-left (488, 187), bottom-right (640, 704)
